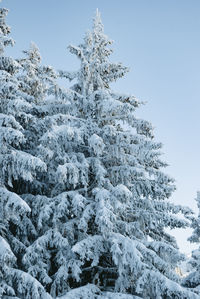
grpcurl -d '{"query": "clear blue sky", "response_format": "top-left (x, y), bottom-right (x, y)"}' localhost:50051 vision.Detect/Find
top-left (4, 0), bottom-right (200, 254)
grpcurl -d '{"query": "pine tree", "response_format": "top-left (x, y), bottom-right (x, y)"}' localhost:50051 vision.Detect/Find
top-left (182, 192), bottom-right (200, 295)
top-left (0, 5), bottom-right (51, 298)
top-left (19, 48), bottom-right (85, 297)
top-left (15, 42), bottom-right (71, 195)
top-left (15, 43), bottom-right (78, 297)
top-left (22, 10), bottom-right (198, 298)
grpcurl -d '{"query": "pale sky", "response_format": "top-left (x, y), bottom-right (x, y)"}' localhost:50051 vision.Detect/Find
top-left (4, 0), bottom-right (200, 254)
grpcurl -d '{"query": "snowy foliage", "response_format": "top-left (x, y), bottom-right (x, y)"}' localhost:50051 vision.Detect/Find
top-left (0, 4), bottom-right (198, 299)
top-left (57, 284), bottom-right (140, 299)
top-left (182, 192), bottom-right (200, 295)
top-left (0, 4), bottom-right (66, 298)
top-left (52, 10), bottom-right (198, 299)
top-left (57, 284), bottom-right (101, 299)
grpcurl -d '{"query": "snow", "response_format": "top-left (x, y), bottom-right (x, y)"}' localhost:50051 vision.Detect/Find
top-left (0, 3), bottom-right (199, 299)
top-left (0, 187), bottom-right (31, 214)
top-left (57, 284), bottom-right (141, 299)
top-left (0, 236), bottom-right (14, 259)
top-left (89, 134), bottom-right (105, 156)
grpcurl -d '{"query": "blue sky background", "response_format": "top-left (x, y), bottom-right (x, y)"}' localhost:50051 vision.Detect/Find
top-left (4, 0), bottom-right (200, 254)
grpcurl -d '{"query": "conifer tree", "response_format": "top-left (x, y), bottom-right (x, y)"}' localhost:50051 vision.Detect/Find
top-left (23, 10), bottom-right (198, 298)
top-left (1, 3), bottom-right (198, 298)
top-left (0, 5), bottom-right (51, 298)
top-left (19, 47), bottom-right (85, 297)
top-left (15, 42), bottom-right (71, 195)
top-left (182, 192), bottom-right (200, 295)
top-left (14, 42), bottom-right (73, 297)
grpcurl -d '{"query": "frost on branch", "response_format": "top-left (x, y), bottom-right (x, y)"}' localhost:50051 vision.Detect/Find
top-left (182, 192), bottom-right (200, 295)
top-left (0, 3), bottom-right (196, 298)
top-left (89, 134), bottom-right (105, 156)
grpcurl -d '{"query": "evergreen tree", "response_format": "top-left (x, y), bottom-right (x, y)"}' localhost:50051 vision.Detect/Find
top-left (15, 42), bottom-right (71, 195)
top-left (14, 42), bottom-right (73, 297)
top-left (19, 48), bottom-right (85, 297)
top-left (1, 3), bottom-right (198, 298)
top-left (182, 192), bottom-right (200, 295)
top-left (0, 5), bottom-right (51, 298)
top-left (22, 10), bottom-right (198, 298)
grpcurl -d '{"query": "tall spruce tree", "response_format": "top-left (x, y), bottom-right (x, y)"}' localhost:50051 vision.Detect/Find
top-left (22, 10), bottom-right (198, 299)
top-left (58, 11), bottom-right (200, 298)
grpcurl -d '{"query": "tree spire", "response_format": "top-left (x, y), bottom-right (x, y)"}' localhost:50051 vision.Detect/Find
top-left (67, 11), bottom-right (128, 96)
top-left (0, 5), bottom-right (14, 55)
top-left (93, 8), bottom-right (104, 34)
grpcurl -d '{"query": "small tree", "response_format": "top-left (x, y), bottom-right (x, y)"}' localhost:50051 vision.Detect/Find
top-left (182, 192), bottom-right (200, 295)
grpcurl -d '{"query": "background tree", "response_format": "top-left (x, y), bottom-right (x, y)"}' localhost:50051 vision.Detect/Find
top-left (14, 41), bottom-right (74, 297)
top-left (182, 191), bottom-right (200, 295)
top-left (19, 47), bottom-right (86, 297)
top-left (0, 5), bottom-right (52, 298)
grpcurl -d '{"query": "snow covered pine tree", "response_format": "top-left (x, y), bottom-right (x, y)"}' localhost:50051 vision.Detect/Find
top-left (1, 3), bottom-right (198, 298)
top-left (56, 10), bottom-right (200, 299)
top-left (8, 38), bottom-right (72, 299)
top-left (0, 4), bottom-right (52, 299)
top-left (22, 10), bottom-right (198, 299)
top-left (182, 191), bottom-right (200, 295)
top-left (17, 43), bottom-right (78, 298)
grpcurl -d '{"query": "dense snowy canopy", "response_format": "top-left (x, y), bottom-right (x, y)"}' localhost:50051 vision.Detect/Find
top-left (0, 4), bottom-right (199, 299)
